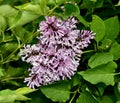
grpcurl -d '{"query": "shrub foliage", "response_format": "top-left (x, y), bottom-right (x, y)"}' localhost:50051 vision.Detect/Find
top-left (0, 0), bottom-right (120, 103)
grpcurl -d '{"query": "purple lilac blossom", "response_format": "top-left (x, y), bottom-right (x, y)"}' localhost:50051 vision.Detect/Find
top-left (20, 16), bottom-right (95, 88)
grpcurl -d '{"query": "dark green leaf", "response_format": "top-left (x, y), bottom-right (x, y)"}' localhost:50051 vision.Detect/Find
top-left (90, 15), bottom-right (105, 42)
top-left (40, 81), bottom-right (71, 102)
top-left (78, 61), bottom-right (117, 85)
top-left (80, 0), bottom-right (103, 9)
top-left (76, 91), bottom-right (98, 103)
top-left (75, 14), bottom-right (89, 27)
top-left (88, 52), bottom-right (113, 68)
top-left (98, 95), bottom-right (113, 103)
top-left (64, 3), bottom-right (80, 16)
top-left (71, 74), bottom-right (83, 87)
top-left (96, 83), bottom-right (106, 96)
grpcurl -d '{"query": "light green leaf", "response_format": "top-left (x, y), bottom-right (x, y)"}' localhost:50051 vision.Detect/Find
top-left (47, 0), bottom-right (56, 5)
top-left (88, 52), bottom-right (113, 68)
top-left (0, 87), bottom-right (35, 103)
top-left (117, 101), bottom-right (120, 103)
top-left (76, 91), bottom-right (98, 103)
top-left (0, 15), bottom-right (7, 31)
top-left (0, 67), bottom-right (4, 77)
top-left (40, 81), bottom-right (71, 102)
top-left (9, 11), bottom-right (39, 29)
top-left (15, 87), bottom-right (36, 95)
top-left (78, 61), bottom-right (117, 85)
top-left (109, 42), bottom-right (120, 60)
top-left (56, 0), bottom-right (66, 4)
top-left (15, 3), bottom-right (42, 14)
top-left (104, 16), bottom-right (119, 41)
top-left (0, 5), bottom-right (17, 17)
top-left (15, 95), bottom-right (31, 101)
top-left (0, 89), bottom-right (17, 103)
top-left (39, 0), bottom-right (47, 13)
top-left (90, 15), bottom-right (105, 42)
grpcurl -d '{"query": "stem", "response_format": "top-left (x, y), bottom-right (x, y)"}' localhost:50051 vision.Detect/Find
top-left (48, 5), bottom-right (59, 16)
top-left (82, 50), bottom-right (95, 54)
top-left (1, 77), bottom-right (24, 82)
top-left (69, 86), bottom-right (80, 103)
top-left (0, 39), bottom-right (14, 44)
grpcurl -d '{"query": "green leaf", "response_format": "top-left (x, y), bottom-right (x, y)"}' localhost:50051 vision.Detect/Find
top-left (71, 74), bottom-right (83, 87)
top-left (0, 42), bottom-right (18, 54)
top-left (76, 91), bottom-right (98, 103)
top-left (31, 0), bottom-right (40, 4)
top-left (8, 11), bottom-right (22, 30)
top-left (104, 16), bottom-right (119, 41)
top-left (27, 90), bottom-right (51, 103)
top-left (15, 87), bottom-right (36, 95)
top-left (0, 15), bottom-right (7, 31)
top-left (9, 11), bottom-right (39, 28)
top-left (78, 61), bottom-right (117, 85)
top-left (56, 0), bottom-right (66, 4)
top-left (47, 0), bottom-right (56, 5)
top-left (80, 0), bottom-right (104, 9)
top-left (12, 26), bottom-right (32, 43)
top-left (0, 89), bottom-right (17, 103)
top-left (99, 39), bottom-right (112, 50)
top-left (64, 3), bottom-right (80, 16)
top-left (117, 101), bottom-right (120, 103)
top-left (75, 14), bottom-right (89, 27)
top-left (0, 87), bottom-right (35, 103)
top-left (90, 15), bottom-right (105, 42)
top-left (109, 42), bottom-right (120, 60)
top-left (40, 81), bottom-right (71, 102)
top-left (0, 5), bottom-right (17, 17)
top-left (0, 67), bottom-right (4, 77)
top-left (96, 83), bottom-right (106, 96)
top-left (88, 52), bottom-right (113, 68)
top-left (98, 95), bottom-right (113, 103)
top-left (15, 3), bottom-right (42, 14)
top-left (39, 0), bottom-right (47, 13)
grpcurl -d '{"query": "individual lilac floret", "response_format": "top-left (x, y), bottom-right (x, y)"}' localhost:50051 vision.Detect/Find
top-left (20, 16), bottom-right (95, 88)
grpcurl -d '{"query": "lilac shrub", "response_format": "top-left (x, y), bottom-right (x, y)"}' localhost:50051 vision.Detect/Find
top-left (20, 16), bottom-right (95, 88)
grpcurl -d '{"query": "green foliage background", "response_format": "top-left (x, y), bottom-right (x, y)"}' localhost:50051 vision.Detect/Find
top-left (0, 0), bottom-right (120, 103)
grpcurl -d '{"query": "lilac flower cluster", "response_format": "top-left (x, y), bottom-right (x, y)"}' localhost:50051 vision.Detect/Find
top-left (20, 16), bottom-right (95, 88)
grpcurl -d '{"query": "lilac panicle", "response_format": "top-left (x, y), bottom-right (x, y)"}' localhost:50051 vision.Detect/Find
top-left (20, 16), bottom-right (95, 88)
